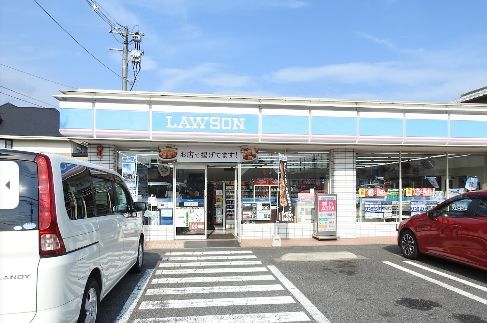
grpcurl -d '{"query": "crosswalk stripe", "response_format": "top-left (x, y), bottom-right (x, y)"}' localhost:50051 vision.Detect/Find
top-left (155, 267), bottom-right (268, 275)
top-left (167, 255), bottom-right (257, 261)
top-left (165, 250), bottom-right (253, 255)
top-left (146, 284), bottom-right (285, 295)
top-left (151, 275), bottom-right (276, 284)
top-left (139, 296), bottom-right (296, 309)
top-left (159, 260), bottom-right (262, 268)
top-left (132, 311), bottom-right (310, 322)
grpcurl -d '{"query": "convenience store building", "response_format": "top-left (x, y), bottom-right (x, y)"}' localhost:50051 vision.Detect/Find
top-left (55, 89), bottom-right (487, 241)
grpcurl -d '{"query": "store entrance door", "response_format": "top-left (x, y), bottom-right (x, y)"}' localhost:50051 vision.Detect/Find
top-left (175, 164), bottom-right (207, 240)
top-left (207, 164), bottom-right (237, 239)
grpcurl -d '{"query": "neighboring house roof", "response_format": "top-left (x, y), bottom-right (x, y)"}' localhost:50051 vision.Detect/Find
top-left (0, 103), bottom-right (62, 136)
top-left (459, 86), bottom-right (487, 103)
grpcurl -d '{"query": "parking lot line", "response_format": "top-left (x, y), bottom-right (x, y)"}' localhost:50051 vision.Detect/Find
top-left (165, 250), bottom-right (253, 255)
top-left (383, 261), bottom-right (487, 305)
top-left (159, 260), bottom-right (262, 267)
top-left (115, 269), bottom-right (153, 323)
top-left (151, 274), bottom-right (276, 284)
top-left (146, 284), bottom-right (285, 295)
top-left (132, 311), bottom-right (310, 322)
top-left (139, 296), bottom-right (296, 309)
top-left (155, 266), bottom-right (268, 275)
top-left (404, 261), bottom-right (487, 293)
top-left (167, 255), bottom-right (257, 261)
top-left (268, 265), bottom-right (331, 323)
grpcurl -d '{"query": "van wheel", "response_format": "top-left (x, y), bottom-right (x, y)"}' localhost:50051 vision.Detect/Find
top-left (131, 239), bottom-right (144, 273)
top-left (400, 230), bottom-right (419, 259)
top-left (78, 278), bottom-right (99, 323)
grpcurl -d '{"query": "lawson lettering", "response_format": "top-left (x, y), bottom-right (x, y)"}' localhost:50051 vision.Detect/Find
top-left (166, 116), bottom-right (245, 130)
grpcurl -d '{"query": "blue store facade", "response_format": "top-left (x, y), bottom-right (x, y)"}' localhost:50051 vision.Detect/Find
top-left (56, 89), bottom-right (487, 241)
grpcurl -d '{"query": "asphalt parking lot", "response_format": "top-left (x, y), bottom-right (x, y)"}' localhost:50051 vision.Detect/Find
top-left (98, 242), bottom-right (487, 322)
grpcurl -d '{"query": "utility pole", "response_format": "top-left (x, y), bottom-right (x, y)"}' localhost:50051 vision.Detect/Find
top-left (86, 0), bottom-right (143, 91)
top-left (122, 26), bottom-right (128, 91)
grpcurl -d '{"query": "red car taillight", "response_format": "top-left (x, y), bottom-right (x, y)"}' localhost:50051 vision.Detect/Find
top-left (36, 154), bottom-right (65, 257)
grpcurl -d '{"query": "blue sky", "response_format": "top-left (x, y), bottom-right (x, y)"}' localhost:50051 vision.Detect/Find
top-left (1, 0), bottom-right (487, 109)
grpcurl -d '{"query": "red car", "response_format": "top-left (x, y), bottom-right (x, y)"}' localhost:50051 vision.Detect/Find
top-left (397, 191), bottom-right (487, 271)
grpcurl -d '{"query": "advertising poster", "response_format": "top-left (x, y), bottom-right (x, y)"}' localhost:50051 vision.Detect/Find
top-left (242, 203), bottom-right (256, 220)
top-left (410, 200), bottom-right (438, 216)
top-left (256, 202), bottom-right (271, 220)
top-left (363, 200), bottom-right (384, 219)
top-left (122, 156), bottom-right (137, 200)
top-left (316, 194), bottom-right (337, 233)
top-left (278, 155), bottom-right (293, 222)
top-left (175, 208), bottom-right (188, 227)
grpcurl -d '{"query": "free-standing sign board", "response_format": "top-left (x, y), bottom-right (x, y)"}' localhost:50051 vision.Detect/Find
top-left (313, 194), bottom-right (337, 240)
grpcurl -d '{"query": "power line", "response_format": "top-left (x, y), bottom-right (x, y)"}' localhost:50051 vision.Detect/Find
top-left (84, 0), bottom-right (144, 91)
top-left (0, 90), bottom-right (44, 108)
top-left (0, 85), bottom-right (58, 109)
top-left (33, 0), bottom-right (121, 78)
top-left (0, 63), bottom-right (75, 89)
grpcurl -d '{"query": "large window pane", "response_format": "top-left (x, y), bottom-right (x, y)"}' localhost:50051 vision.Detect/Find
top-left (356, 152), bottom-right (400, 222)
top-left (401, 153), bottom-right (447, 218)
top-left (448, 153), bottom-right (487, 196)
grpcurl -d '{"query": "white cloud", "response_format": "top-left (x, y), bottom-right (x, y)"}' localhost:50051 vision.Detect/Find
top-left (204, 74), bottom-right (251, 88)
top-left (125, 0), bottom-right (307, 16)
top-left (158, 63), bottom-right (252, 91)
top-left (141, 56), bottom-right (158, 71)
top-left (269, 62), bottom-right (446, 85)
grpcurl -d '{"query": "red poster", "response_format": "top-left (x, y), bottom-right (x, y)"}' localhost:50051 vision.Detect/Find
top-left (318, 199), bottom-right (337, 212)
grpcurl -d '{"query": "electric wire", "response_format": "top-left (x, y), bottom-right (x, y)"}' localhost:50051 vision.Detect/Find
top-left (0, 90), bottom-right (44, 108)
top-left (33, 0), bottom-right (121, 78)
top-left (0, 85), bottom-right (58, 109)
top-left (0, 63), bottom-right (75, 89)
top-left (85, 0), bottom-right (123, 35)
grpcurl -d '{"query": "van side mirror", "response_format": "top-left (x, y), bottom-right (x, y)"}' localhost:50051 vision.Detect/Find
top-left (133, 202), bottom-right (147, 212)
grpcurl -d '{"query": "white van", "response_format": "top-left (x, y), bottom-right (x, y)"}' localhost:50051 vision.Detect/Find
top-left (0, 149), bottom-right (146, 322)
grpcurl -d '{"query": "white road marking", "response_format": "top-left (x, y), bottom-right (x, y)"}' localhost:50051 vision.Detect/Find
top-left (268, 265), bottom-right (331, 323)
top-left (159, 260), bottom-right (262, 267)
top-left (151, 275), bottom-right (276, 284)
top-left (133, 311), bottom-right (310, 322)
top-left (165, 250), bottom-right (253, 255)
top-left (139, 296), bottom-right (296, 309)
top-left (383, 261), bottom-right (487, 305)
top-left (404, 261), bottom-right (487, 293)
top-left (114, 269), bottom-right (153, 323)
top-left (167, 255), bottom-right (257, 261)
top-left (146, 284), bottom-right (285, 295)
top-left (156, 267), bottom-right (268, 275)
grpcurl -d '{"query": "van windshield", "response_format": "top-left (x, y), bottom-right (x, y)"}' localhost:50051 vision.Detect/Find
top-left (0, 159), bottom-right (39, 231)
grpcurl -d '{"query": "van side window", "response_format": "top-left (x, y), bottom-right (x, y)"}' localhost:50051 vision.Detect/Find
top-left (61, 163), bottom-right (95, 220)
top-left (113, 181), bottom-right (133, 214)
top-left (90, 171), bottom-right (115, 217)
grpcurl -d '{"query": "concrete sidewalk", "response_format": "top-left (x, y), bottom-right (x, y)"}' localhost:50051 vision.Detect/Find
top-left (145, 236), bottom-right (396, 250)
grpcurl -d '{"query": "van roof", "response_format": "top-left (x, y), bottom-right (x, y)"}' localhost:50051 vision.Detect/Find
top-left (0, 148), bottom-right (120, 177)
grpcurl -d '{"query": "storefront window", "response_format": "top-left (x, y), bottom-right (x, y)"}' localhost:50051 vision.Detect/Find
top-left (448, 153), bottom-right (487, 196)
top-left (240, 152), bottom-right (329, 224)
top-left (401, 153), bottom-right (447, 219)
top-left (356, 152), bottom-right (487, 222)
top-left (241, 152), bottom-right (279, 223)
top-left (356, 153), bottom-right (400, 222)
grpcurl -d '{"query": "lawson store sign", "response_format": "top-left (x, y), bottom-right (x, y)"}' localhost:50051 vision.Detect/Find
top-left (59, 102), bottom-right (487, 145)
top-left (153, 112), bottom-right (259, 138)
